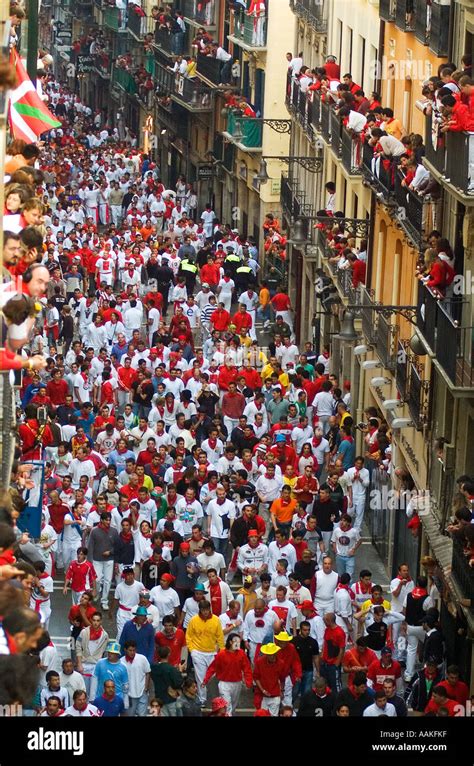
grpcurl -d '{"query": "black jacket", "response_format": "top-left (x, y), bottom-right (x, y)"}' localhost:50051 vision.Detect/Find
top-left (422, 628), bottom-right (444, 666)
top-left (407, 669), bottom-right (443, 712)
top-left (298, 689), bottom-right (334, 717)
top-left (333, 687), bottom-right (374, 716)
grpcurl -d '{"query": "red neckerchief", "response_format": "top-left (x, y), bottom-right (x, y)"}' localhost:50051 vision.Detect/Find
top-left (98, 522), bottom-right (110, 533)
top-left (125, 655), bottom-right (134, 663)
top-left (217, 498), bottom-right (225, 505)
top-left (356, 580), bottom-right (372, 595)
top-left (208, 438), bottom-right (217, 448)
top-left (89, 626), bottom-right (103, 641)
top-left (120, 531), bottom-right (133, 543)
top-left (411, 587), bottom-right (428, 599)
top-left (39, 572), bottom-right (50, 580)
top-left (336, 583), bottom-right (355, 600)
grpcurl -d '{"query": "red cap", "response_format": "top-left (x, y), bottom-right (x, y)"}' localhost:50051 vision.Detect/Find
top-left (248, 530), bottom-right (259, 539)
top-left (180, 542), bottom-right (190, 551)
top-left (297, 600), bottom-right (315, 611)
top-left (254, 709), bottom-right (271, 717)
top-left (161, 573), bottom-right (175, 583)
top-left (211, 697), bottom-right (227, 712)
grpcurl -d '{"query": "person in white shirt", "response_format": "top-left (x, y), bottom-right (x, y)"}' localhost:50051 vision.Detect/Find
top-left (331, 514), bottom-right (361, 581)
top-left (314, 382), bottom-right (334, 435)
top-left (120, 643), bottom-right (151, 716)
top-left (40, 672), bottom-right (70, 709)
top-left (292, 416), bottom-right (313, 454)
top-left (197, 540), bottom-right (226, 583)
top-left (363, 692), bottom-right (397, 717)
top-left (390, 563), bottom-right (414, 661)
top-left (63, 690), bottom-right (100, 717)
top-left (237, 533), bottom-right (269, 577)
top-left (206, 487), bottom-right (236, 556)
top-left (334, 573), bottom-right (354, 639)
top-left (242, 600), bottom-right (280, 665)
top-left (267, 530), bottom-right (297, 576)
top-left (276, 337), bottom-right (300, 371)
top-left (200, 205), bottom-right (216, 238)
top-left (60, 658), bottom-right (86, 699)
top-left (113, 568), bottom-right (146, 640)
top-left (346, 457), bottom-right (370, 530)
top-left (174, 489), bottom-right (204, 538)
top-left (313, 557), bottom-right (339, 616)
top-left (149, 576), bottom-right (181, 630)
top-left (69, 450), bottom-right (96, 489)
top-left (268, 587), bottom-right (298, 635)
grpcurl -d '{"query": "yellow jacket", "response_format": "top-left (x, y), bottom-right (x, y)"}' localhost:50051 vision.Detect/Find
top-left (186, 614), bottom-right (225, 653)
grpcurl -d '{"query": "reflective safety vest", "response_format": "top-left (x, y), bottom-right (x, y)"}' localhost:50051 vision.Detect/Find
top-left (236, 266), bottom-right (252, 274)
top-left (180, 260), bottom-right (197, 273)
top-left (225, 254), bottom-right (240, 263)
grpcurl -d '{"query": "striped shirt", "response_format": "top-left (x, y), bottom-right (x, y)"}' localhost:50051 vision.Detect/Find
top-left (201, 304), bottom-right (216, 323)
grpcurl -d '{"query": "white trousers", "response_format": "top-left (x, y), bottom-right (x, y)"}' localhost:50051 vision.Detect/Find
top-left (223, 416), bottom-right (240, 437)
top-left (218, 680), bottom-right (242, 716)
top-left (93, 559), bottom-right (114, 607)
top-left (248, 309), bottom-right (257, 340)
top-left (191, 650), bottom-right (216, 704)
top-left (63, 543), bottom-right (81, 573)
top-left (313, 599), bottom-right (334, 617)
top-left (262, 696), bottom-right (280, 716)
top-left (351, 496), bottom-right (366, 530)
top-left (220, 294), bottom-right (232, 312)
top-left (282, 676), bottom-right (293, 706)
top-left (116, 607), bottom-right (133, 640)
top-left (110, 205), bottom-right (122, 227)
top-left (406, 625), bottom-right (425, 677)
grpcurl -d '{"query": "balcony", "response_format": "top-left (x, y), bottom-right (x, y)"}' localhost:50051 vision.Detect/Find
top-left (329, 108), bottom-right (341, 157)
top-left (341, 128), bottom-right (363, 175)
top-left (93, 53), bottom-right (112, 79)
top-left (396, 0), bottom-right (416, 31)
top-left (393, 171), bottom-right (426, 249)
top-left (417, 283), bottom-right (474, 388)
top-left (112, 67), bottom-right (137, 95)
top-left (396, 339), bottom-right (409, 397)
top-left (320, 98), bottom-right (330, 143)
top-left (154, 60), bottom-right (174, 97)
top-left (104, 5), bottom-right (127, 31)
top-left (429, 0), bottom-right (450, 57)
top-left (424, 115), bottom-right (474, 196)
top-left (379, 0), bottom-right (396, 21)
top-left (360, 287), bottom-right (377, 344)
top-left (361, 141), bottom-right (395, 198)
top-left (196, 52), bottom-right (221, 86)
top-left (154, 27), bottom-right (176, 57)
top-left (127, 6), bottom-right (155, 40)
top-left (180, 0), bottom-right (216, 27)
top-left (375, 312), bottom-right (397, 370)
top-left (406, 357), bottom-right (427, 429)
top-left (452, 538), bottom-right (474, 613)
top-left (281, 175), bottom-right (315, 222)
top-left (172, 74), bottom-right (214, 112)
top-left (291, 0), bottom-right (328, 32)
top-left (414, 0), bottom-right (429, 44)
top-left (223, 111), bottom-right (262, 150)
top-left (228, 13), bottom-right (267, 50)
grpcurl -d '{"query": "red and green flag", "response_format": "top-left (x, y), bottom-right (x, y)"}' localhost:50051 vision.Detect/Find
top-left (8, 49), bottom-right (61, 142)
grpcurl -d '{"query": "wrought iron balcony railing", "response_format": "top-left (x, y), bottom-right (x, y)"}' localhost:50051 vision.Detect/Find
top-left (430, 0), bottom-right (450, 57)
top-left (291, 0), bottom-right (328, 32)
top-left (180, 0), bottom-right (216, 26)
top-left (127, 6), bottom-right (156, 39)
top-left (396, 0), bottom-right (416, 31)
top-left (379, 0), bottom-right (396, 21)
top-left (229, 11), bottom-right (267, 48)
top-left (452, 537), bottom-right (474, 613)
top-left (196, 52), bottom-right (222, 85)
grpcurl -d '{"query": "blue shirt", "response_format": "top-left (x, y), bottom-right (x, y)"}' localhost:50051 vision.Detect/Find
top-left (92, 659), bottom-right (129, 698)
top-left (119, 620), bottom-right (155, 663)
top-left (109, 449), bottom-right (136, 473)
top-left (93, 694), bottom-right (125, 717)
top-left (338, 438), bottom-right (356, 470)
top-left (74, 410), bottom-right (95, 436)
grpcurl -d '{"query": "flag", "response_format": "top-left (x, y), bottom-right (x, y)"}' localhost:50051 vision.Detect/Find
top-left (8, 50), bottom-right (61, 142)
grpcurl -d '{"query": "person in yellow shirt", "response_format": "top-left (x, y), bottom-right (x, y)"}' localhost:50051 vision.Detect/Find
top-left (186, 600), bottom-right (225, 705)
top-left (381, 108), bottom-right (404, 140)
top-left (282, 465), bottom-right (298, 497)
top-left (258, 281), bottom-right (271, 328)
top-left (356, 584), bottom-right (391, 617)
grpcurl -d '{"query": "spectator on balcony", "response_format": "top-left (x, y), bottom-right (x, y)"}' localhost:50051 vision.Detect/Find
top-left (380, 108), bottom-right (404, 140)
top-left (419, 251), bottom-right (455, 298)
top-left (369, 128), bottom-right (405, 180)
top-left (338, 106), bottom-right (367, 135)
top-left (417, 230), bottom-right (441, 277)
top-left (324, 183), bottom-right (336, 215)
top-left (440, 93), bottom-right (474, 133)
top-left (461, 53), bottom-right (472, 78)
top-left (459, 76), bottom-right (474, 113)
top-left (369, 92), bottom-right (381, 111)
top-left (325, 56), bottom-right (340, 80)
top-left (297, 67), bottom-right (312, 94)
top-left (212, 44), bottom-right (232, 86)
top-left (342, 73), bottom-right (360, 96)
top-left (238, 100), bottom-right (256, 118)
top-left (353, 90), bottom-right (371, 116)
top-left (286, 51), bottom-right (303, 79)
top-left (348, 254), bottom-right (366, 289)
top-left (439, 66), bottom-right (461, 94)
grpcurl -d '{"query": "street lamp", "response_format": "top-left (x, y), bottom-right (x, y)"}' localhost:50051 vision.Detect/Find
top-left (254, 157), bottom-right (269, 184)
top-left (232, 119), bottom-right (243, 142)
top-left (337, 310), bottom-right (359, 342)
top-left (287, 219), bottom-right (307, 247)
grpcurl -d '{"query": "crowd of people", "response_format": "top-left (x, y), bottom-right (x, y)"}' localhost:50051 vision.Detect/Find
top-left (0, 11), bottom-right (471, 718)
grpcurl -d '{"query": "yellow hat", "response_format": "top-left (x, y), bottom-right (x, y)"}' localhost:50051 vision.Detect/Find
top-left (274, 631), bottom-right (293, 642)
top-left (260, 643), bottom-right (281, 656)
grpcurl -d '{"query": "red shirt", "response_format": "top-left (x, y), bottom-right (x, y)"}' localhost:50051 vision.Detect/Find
top-left (117, 366), bottom-right (138, 391)
top-left (239, 367), bottom-right (262, 389)
top-left (221, 391), bottom-right (246, 419)
top-left (48, 502), bottom-right (70, 534)
top-left (218, 365), bottom-right (240, 391)
top-left (352, 259), bottom-right (366, 288)
top-left (253, 655), bottom-right (286, 697)
top-left (343, 646), bottom-right (378, 685)
top-left (437, 679), bottom-right (469, 705)
top-left (68, 602), bottom-right (97, 627)
top-left (367, 658), bottom-right (402, 691)
top-left (154, 628), bottom-right (186, 666)
top-left (210, 308), bottom-right (231, 332)
top-left (232, 311), bottom-right (252, 334)
top-left (321, 625), bottom-right (346, 664)
top-left (271, 293), bottom-right (291, 312)
top-left (46, 378), bottom-right (69, 405)
top-left (200, 263), bottom-right (220, 286)
top-left (203, 648), bottom-right (253, 685)
top-left (66, 560), bottom-right (97, 593)
top-left (424, 697), bottom-right (458, 716)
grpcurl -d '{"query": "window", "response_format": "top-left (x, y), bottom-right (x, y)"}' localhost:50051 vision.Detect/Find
top-left (359, 35), bottom-right (366, 90)
top-left (254, 68), bottom-right (265, 117)
top-left (347, 27), bottom-right (353, 73)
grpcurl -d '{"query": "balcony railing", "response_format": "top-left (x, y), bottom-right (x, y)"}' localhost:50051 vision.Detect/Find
top-left (375, 312), bottom-right (397, 370)
top-left (329, 108), bottom-right (341, 157)
top-left (104, 5), bottom-right (126, 31)
top-left (417, 282), bottom-right (474, 388)
top-left (225, 111), bottom-right (262, 148)
top-left (445, 132), bottom-right (474, 195)
top-left (360, 287), bottom-right (377, 344)
top-left (230, 12), bottom-right (267, 48)
top-left (320, 98), bottom-right (330, 143)
top-left (127, 7), bottom-right (155, 39)
top-left (424, 113), bottom-right (446, 176)
top-left (361, 141), bottom-right (395, 198)
top-left (172, 74), bottom-right (214, 111)
top-left (292, 0), bottom-right (328, 32)
top-left (180, 0), bottom-right (216, 26)
top-left (430, 0), bottom-right (450, 57)
top-left (196, 52), bottom-right (222, 85)
top-left (393, 171), bottom-right (425, 248)
top-left (154, 60), bottom-right (175, 97)
top-left (396, 340), bottom-right (409, 398)
top-left (379, 0), bottom-right (396, 21)
top-left (396, 0), bottom-right (416, 31)
top-left (414, 0), bottom-right (429, 44)
top-left (341, 128), bottom-right (363, 175)
top-left (281, 175), bottom-right (316, 222)
top-left (93, 53), bottom-right (112, 78)
top-left (407, 358), bottom-right (424, 428)
top-left (452, 538), bottom-right (474, 613)
top-left (112, 67), bottom-right (137, 95)
top-left (0, 374), bottom-right (15, 488)
top-left (154, 27), bottom-right (176, 56)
